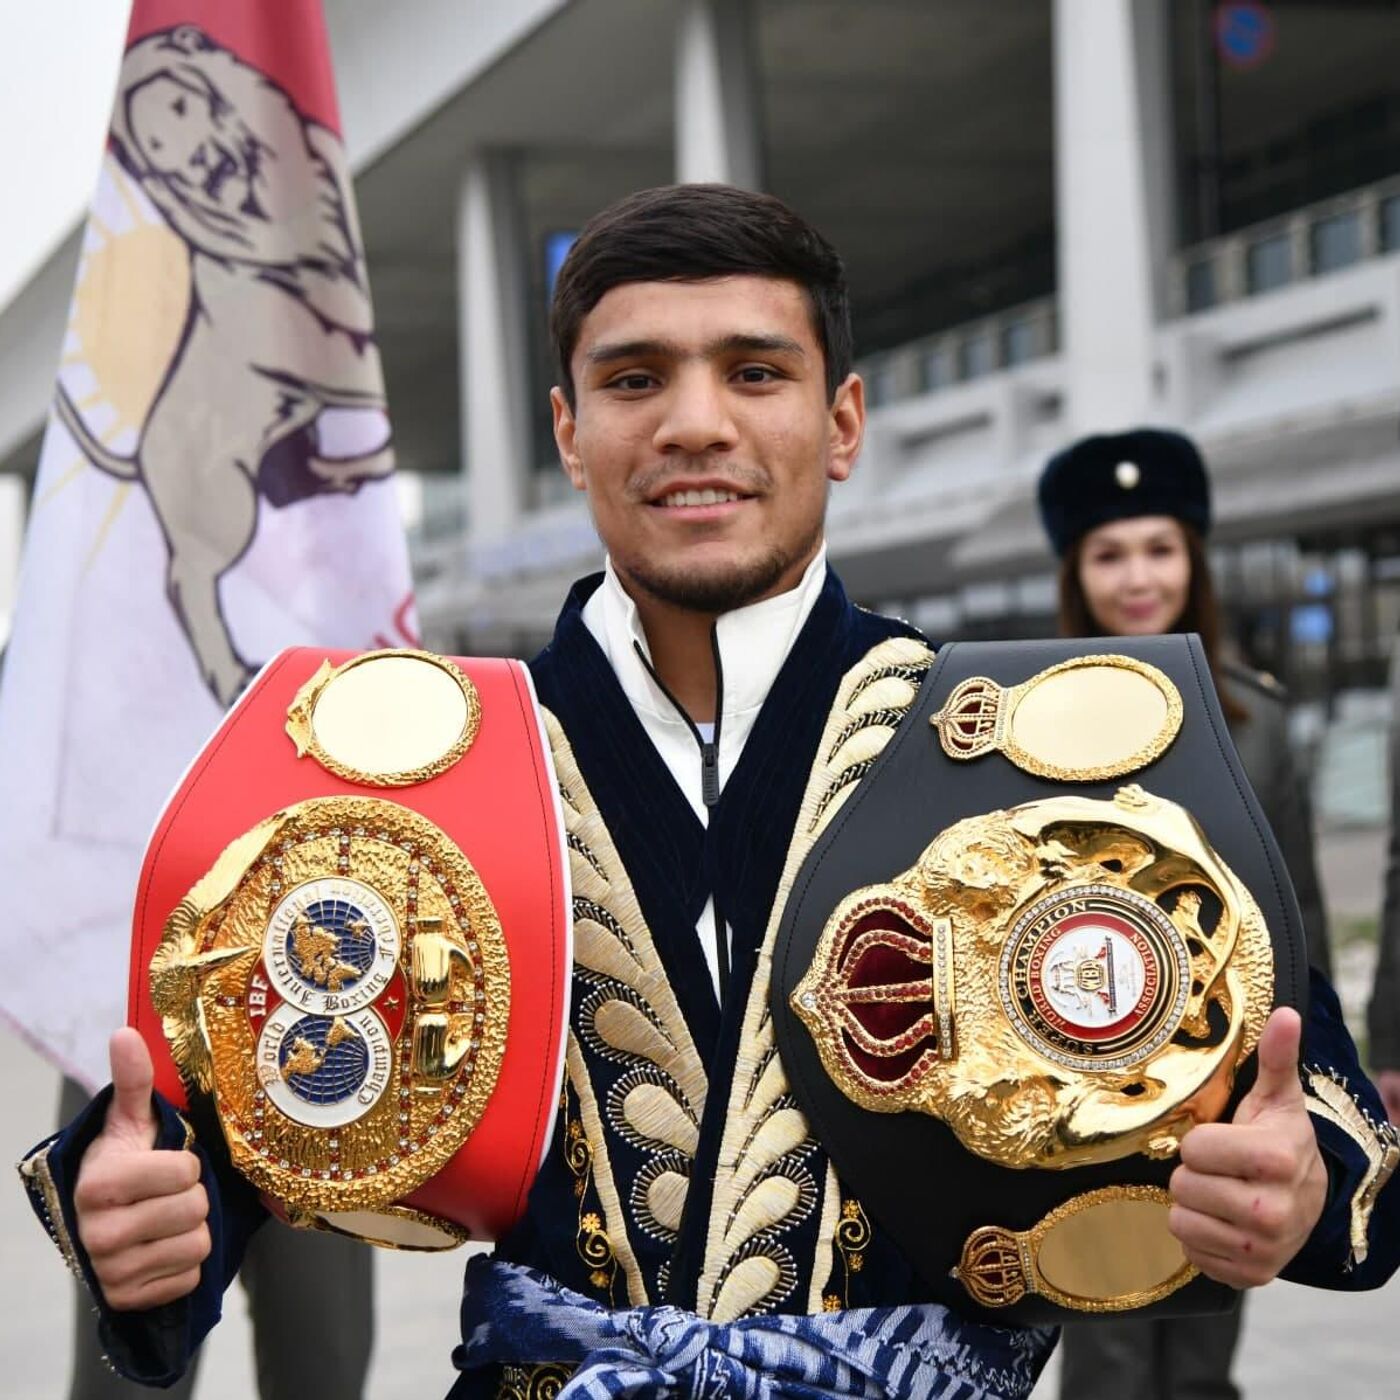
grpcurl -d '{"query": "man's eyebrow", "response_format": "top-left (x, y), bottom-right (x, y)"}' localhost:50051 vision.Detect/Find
top-left (708, 332), bottom-right (806, 358)
top-left (584, 332), bottom-right (808, 365)
top-left (584, 338), bottom-right (682, 365)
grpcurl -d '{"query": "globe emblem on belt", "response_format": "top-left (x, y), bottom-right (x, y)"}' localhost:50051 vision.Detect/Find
top-left (999, 884), bottom-right (1191, 1073)
top-left (256, 1005), bottom-right (394, 1128)
top-left (263, 877), bottom-right (401, 1015)
top-left (279, 1013), bottom-right (370, 1103)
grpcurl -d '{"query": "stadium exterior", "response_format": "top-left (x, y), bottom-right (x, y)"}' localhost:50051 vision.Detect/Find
top-left (2, 0), bottom-right (1399, 717)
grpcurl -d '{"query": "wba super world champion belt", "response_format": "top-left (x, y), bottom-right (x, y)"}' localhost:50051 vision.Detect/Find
top-left (771, 635), bottom-right (1307, 1323)
top-left (129, 649), bottom-right (571, 1249)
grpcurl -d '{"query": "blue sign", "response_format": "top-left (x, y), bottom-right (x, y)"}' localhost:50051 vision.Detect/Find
top-left (1215, 3), bottom-right (1277, 72)
top-left (545, 231), bottom-right (578, 300)
top-left (1291, 603), bottom-right (1333, 646)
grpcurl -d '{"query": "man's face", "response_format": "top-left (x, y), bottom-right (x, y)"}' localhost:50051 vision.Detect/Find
top-left (552, 275), bottom-right (863, 613)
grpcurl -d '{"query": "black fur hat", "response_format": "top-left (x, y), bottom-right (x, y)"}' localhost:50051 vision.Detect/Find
top-left (1037, 428), bottom-right (1212, 557)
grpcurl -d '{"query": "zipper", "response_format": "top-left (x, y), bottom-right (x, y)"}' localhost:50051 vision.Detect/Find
top-left (632, 626), bottom-right (730, 995)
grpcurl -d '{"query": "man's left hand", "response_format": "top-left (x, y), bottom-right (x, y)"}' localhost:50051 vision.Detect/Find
top-left (1168, 1007), bottom-right (1327, 1288)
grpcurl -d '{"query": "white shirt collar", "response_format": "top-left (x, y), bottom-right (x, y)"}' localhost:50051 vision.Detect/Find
top-left (582, 546), bottom-right (829, 726)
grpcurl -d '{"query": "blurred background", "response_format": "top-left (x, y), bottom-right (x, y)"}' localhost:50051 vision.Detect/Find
top-left (1, 1), bottom-right (1398, 1395)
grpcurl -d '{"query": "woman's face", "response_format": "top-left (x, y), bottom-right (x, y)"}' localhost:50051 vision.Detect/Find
top-left (1076, 515), bottom-right (1192, 636)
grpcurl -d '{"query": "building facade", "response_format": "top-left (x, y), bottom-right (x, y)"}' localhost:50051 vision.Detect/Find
top-left (2, 0), bottom-right (1399, 711)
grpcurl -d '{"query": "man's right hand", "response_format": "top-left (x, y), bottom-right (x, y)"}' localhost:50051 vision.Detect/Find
top-left (1377, 1069), bottom-right (1400, 1127)
top-left (73, 1028), bottom-right (210, 1310)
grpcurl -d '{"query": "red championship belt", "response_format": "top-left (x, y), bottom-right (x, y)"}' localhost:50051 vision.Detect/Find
top-left (128, 648), bottom-right (571, 1250)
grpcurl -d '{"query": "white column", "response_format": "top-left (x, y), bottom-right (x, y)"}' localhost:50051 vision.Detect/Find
top-left (0, 472), bottom-right (26, 649)
top-left (457, 151), bottom-right (531, 542)
top-left (1053, 0), bottom-right (1173, 433)
top-left (675, 0), bottom-right (762, 188)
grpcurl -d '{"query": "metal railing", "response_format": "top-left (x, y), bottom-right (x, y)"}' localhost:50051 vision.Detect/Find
top-left (1172, 176), bottom-right (1400, 316)
top-left (857, 295), bottom-right (1059, 409)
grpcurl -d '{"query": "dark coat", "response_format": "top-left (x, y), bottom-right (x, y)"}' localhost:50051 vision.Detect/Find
top-left (1222, 662), bottom-right (1332, 980)
top-left (20, 587), bottom-right (1400, 1390)
top-left (1367, 647), bottom-right (1400, 1068)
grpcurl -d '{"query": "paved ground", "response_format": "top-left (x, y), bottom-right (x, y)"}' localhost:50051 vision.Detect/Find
top-left (4, 825), bottom-right (1396, 1398)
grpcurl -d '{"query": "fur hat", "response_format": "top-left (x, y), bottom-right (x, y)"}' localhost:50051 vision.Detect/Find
top-left (1037, 428), bottom-right (1211, 557)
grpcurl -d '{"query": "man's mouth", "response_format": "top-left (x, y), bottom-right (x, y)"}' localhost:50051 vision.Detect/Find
top-left (653, 487), bottom-right (749, 508)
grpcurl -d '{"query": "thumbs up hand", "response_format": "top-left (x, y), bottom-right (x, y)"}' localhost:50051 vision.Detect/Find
top-left (73, 1029), bottom-right (211, 1311)
top-left (1168, 1007), bottom-right (1328, 1289)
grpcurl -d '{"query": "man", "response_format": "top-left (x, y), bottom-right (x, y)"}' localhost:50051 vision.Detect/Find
top-left (1369, 636), bottom-right (1400, 1126)
top-left (22, 185), bottom-right (1400, 1398)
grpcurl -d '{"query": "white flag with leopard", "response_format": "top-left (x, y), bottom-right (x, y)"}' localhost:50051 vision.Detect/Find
top-left (0, 10), bottom-right (415, 1089)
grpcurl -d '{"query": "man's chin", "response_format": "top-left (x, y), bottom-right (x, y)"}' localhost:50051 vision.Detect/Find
top-left (622, 548), bottom-right (795, 615)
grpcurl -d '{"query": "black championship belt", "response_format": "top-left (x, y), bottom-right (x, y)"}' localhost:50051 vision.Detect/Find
top-left (771, 635), bottom-right (1307, 1325)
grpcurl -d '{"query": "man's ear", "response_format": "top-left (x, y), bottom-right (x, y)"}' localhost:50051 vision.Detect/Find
top-left (551, 386), bottom-right (585, 490)
top-left (826, 372), bottom-right (865, 484)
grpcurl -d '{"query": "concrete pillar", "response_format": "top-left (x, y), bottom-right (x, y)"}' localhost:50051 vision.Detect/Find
top-left (457, 151), bottom-right (532, 541)
top-left (1053, 0), bottom-right (1173, 433)
top-left (0, 473), bottom-right (26, 650)
top-left (675, 0), bottom-right (763, 188)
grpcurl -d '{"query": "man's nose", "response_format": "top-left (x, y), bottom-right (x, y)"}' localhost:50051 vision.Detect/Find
top-left (653, 369), bottom-right (739, 455)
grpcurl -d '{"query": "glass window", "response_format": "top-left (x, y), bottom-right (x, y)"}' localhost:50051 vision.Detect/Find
top-left (1310, 211), bottom-right (1362, 274)
top-left (920, 345), bottom-right (955, 393)
top-left (1014, 573), bottom-right (1058, 615)
top-left (866, 364), bottom-right (896, 408)
top-left (959, 580), bottom-right (1011, 619)
top-left (1185, 259), bottom-right (1217, 312)
top-left (1002, 317), bottom-right (1037, 366)
top-left (1245, 233), bottom-right (1293, 294)
top-left (958, 332), bottom-right (996, 381)
top-left (911, 595), bottom-right (959, 635)
top-left (1382, 196), bottom-right (1400, 252)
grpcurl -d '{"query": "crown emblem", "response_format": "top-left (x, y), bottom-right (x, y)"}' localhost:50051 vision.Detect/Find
top-left (930, 676), bottom-right (1005, 760)
top-left (793, 897), bottom-right (952, 1099)
top-left (955, 1226), bottom-right (1029, 1308)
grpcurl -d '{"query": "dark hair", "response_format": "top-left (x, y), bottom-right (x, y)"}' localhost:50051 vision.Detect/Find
top-left (549, 184), bottom-right (852, 407)
top-left (1058, 522), bottom-right (1248, 724)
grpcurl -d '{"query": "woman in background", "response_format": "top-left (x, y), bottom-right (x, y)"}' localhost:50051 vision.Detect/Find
top-left (1038, 427), bottom-right (1332, 1400)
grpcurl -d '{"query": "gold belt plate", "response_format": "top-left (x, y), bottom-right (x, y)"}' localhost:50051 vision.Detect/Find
top-left (792, 785), bottom-right (1273, 1169)
top-left (151, 795), bottom-right (510, 1222)
top-left (955, 1185), bottom-right (1198, 1312)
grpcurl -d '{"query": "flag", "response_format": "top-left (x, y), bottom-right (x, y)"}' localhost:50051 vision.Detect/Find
top-left (0, 0), bottom-right (417, 1089)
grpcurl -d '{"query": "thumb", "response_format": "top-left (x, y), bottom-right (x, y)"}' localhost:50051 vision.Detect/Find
top-left (1237, 1007), bottom-right (1304, 1122)
top-left (104, 1027), bottom-right (158, 1148)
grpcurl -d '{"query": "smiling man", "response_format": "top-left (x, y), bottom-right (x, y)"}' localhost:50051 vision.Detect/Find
top-left (26, 184), bottom-right (1400, 1399)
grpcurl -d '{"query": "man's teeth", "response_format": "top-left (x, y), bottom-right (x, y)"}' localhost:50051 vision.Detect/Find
top-left (659, 488), bottom-right (743, 507)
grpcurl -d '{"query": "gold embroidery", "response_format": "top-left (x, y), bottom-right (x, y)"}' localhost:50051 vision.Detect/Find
top-left (17, 1144), bottom-right (84, 1280)
top-left (830, 1198), bottom-right (871, 1306)
top-left (563, 1038), bottom-right (634, 1304)
top-left (497, 1362), bottom-right (575, 1398)
top-left (806, 1162), bottom-right (843, 1311)
top-left (544, 711), bottom-right (710, 1303)
top-left (1304, 1067), bottom-right (1400, 1266)
top-left (697, 637), bottom-right (934, 1321)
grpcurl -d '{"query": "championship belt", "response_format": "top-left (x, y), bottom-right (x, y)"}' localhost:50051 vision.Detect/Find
top-left (128, 648), bottom-right (571, 1250)
top-left (771, 635), bottom-right (1307, 1323)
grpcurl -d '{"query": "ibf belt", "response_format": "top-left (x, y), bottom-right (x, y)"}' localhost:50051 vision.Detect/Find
top-left (129, 649), bottom-right (571, 1250)
top-left (771, 635), bottom-right (1306, 1323)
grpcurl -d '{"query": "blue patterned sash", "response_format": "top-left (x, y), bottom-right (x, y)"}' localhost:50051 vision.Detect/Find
top-left (454, 1257), bottom-right (1055, 1399)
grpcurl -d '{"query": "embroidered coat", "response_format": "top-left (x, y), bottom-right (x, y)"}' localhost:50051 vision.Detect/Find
top-left (20, 572), bottom-right (1400, 1394)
